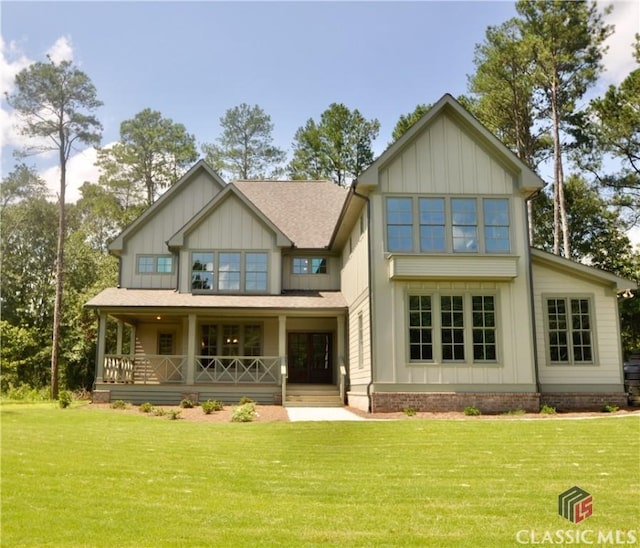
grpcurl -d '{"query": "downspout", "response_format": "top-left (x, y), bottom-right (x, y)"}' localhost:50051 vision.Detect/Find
top-left (526, 189), bottom-right (544, 396)
top-left (352, 186), bottom-right (375, 412)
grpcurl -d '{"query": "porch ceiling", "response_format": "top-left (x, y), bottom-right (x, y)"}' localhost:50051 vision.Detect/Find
top-left (86, 288), bottom-right (347, 312)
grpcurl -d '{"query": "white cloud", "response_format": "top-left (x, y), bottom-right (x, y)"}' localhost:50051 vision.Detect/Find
top-left (45, 36), bottom-right (73, 64)
top-left (601, 1), bottom-right (640, 85)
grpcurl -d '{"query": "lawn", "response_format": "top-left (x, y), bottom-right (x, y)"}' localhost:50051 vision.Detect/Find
top-left (1, 403), bottom-right (638, 547)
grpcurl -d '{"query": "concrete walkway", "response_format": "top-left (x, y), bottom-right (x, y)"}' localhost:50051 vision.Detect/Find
top-left (286, 407), bottom-right (365, 422)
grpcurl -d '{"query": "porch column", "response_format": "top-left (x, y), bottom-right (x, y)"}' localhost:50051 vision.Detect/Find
top-left (95, 313), bottom-right (107, 382)
top-left (186, 313), bottom-right (197, 384)
top-left (336, 314), bottom-right (346, 365)
top-left (129, 324), bottom-right (137, 357)
top-left (116, 321), bottom-right (124, 355)
top-left (278, 315), bottom-right (287, 362)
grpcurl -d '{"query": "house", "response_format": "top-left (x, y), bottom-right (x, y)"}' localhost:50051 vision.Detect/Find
top-left (86, 94), bottom-right (636, 412)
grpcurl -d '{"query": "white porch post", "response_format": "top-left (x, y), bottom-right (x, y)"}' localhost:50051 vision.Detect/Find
top-left (186, 313), bottom-right (197, 384)
top-left (278, 315), bottom-right (287, 363)
top-left (95, 313), bottom-right (107, 382)
top-left (336, 314), bottom-right (346, 364)
top-left (129, 324), bottom-right (137, 358)
top-left (116, 321), bottom-right (123, 355)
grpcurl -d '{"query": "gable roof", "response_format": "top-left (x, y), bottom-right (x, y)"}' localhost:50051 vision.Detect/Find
top-left (234, 180), bottom-right (349, 249)
top-left (356, 94), bottom-right (545, 195)
top-left (531, 248), bottom-right (637, 292)
top-left (167, 184), bottom-right (293, 248)
top-left (109, 159), bottom-right (226, 255)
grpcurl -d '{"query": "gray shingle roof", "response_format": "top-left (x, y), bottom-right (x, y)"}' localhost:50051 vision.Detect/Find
top-left (233, 180), bottom-right (349, 249)
top-left (86, 288), bottom-right (347, 310)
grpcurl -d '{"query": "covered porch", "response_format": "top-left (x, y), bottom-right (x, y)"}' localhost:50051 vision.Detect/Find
top-left (87, 288), bottom-right (348, 405)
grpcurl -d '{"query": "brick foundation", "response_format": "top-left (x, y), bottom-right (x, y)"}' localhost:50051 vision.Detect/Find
top-left (371, 392), bottom-right (540, 414)
top-left (91, 390), bottom-right (111, 404)
top-left (539, 392), bottom-right (628, 411)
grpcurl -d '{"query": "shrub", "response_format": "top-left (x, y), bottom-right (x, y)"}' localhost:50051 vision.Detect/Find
top-left (464, 406), bottom-right (481, 416)
top-left (167, 409), bottom-right (182, 420)
top-left (403, 407), bottom-right (417, 417)
top-left (201, 400), bottom-right (224, 414)
top-left (58, 390), bottom-right (73, 409)
top-left (503, 409), bottom-right (526, 416)
top-left (152, 408), bottom-right (166, 417)
top-left (238, 396), bottom-right (255, 405)
top-left (540, 403), bottom-right (556, 415)
top-left (139, 402), bottom-right (154, 413)
top-left (231, 402), bottom-right (257, 422)
top-left (602, 404), bottom-right (619, 413)
top-left (110, 400), bottom-right (128, 410)
top-left (3, 384), bottom-right (50, 402)
top-left (180, 399), bottom-right (195, 409)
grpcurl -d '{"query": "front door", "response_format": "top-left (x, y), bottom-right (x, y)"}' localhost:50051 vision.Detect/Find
top-left (287, 333), bottom-right (333, 384)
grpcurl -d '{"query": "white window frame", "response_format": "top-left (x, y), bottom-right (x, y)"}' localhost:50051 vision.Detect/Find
top-left (407, 291), bottom-right (500, 366)
top-left (543, 294), bottom-right (597, 366)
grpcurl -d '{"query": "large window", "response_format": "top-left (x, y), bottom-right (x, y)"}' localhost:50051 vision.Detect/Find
top-left (200, 324), bottom-right (262, 357)
top-left (191, 251), bottom-right (268, 293)
top-left (386, 197), bottom-right (510, 254)
top-left (292, 257), bottom-right (328, 275)
top-left (137, 255), bottom-right (174, 274)
top-left (408, 293), bottom-right (498, 364)
top-left (546, 297), bottom-right (594, 364)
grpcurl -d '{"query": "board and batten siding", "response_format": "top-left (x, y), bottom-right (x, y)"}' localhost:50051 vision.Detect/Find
top-left (179, 194), bottom-right (281, 294)
top-left (378, 112), bottom-right (517, 196)
top-left (532, 261), bottom-right (624, 389)
top-left (120, 170), bottom-right (223, 288)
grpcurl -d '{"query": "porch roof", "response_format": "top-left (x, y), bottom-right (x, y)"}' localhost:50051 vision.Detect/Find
top-left (86, 288), bottom-right (348, 311)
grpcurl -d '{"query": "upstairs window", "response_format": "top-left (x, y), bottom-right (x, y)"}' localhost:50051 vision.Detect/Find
top-left (386, 197), bottom-right (510, 254)
top-left (292, 257), bottom-right (328, 275)
top-left (191, 251), bottom-right (268, 293)
top-left (137, 255), bottom-right (174, 274)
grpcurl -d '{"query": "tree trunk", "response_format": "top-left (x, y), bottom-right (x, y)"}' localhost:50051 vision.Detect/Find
top-left (551, 84), bottom-right (562, 256)
top-left (51, 146), bottom-right (66, 399)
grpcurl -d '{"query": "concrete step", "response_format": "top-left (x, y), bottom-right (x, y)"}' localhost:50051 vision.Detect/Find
top-left (284, 400), bottom-right (344, 408)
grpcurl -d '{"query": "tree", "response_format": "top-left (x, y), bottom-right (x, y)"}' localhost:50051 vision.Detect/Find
top-left (390, 104), bottom-right (431, 143)
top-left (97, 108), bottom-right (197, 206)
top-left (6, 57), bottom-right (103, 399)
top-left (0, 163), bottom-right (48, 210)
top-left (517, 0), bottom-right (612, 258)
top-left (202, 103), bottom-right (285, 180)
top-left (289, 103), bottom-right (380, 186)
top-left (575, 67), bottom-right (640, 226)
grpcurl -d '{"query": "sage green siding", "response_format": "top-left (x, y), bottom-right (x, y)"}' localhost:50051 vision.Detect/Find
top-left (282, 255), bottom-right (341, 291)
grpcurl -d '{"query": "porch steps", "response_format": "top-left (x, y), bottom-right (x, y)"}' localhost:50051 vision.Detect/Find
top-left (284, 384), bottom-right (344, 408)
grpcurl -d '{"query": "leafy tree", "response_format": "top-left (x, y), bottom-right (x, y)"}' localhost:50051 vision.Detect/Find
top-left (576, 67), bottom-right (640, 226)
top-left (97, 108), bottom-right (197, 206)
top-left (516, 0), bottom-right (612, 258)
top-left (6, 57), bottom-right (103, 398)
top-left (390, 104), bottom-right (431, 143)
top-left (289, 103), bottom-right (380, 186)
top-left (202, 103), bottom-right (285, 180)
top-left (0, 163), bottom-right (48, 210)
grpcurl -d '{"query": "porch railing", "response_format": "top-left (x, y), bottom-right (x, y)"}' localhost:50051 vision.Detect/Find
top-left (195, 356), bottom-right (281, 384)
top-left (104, 354), bottom-right (185, 384)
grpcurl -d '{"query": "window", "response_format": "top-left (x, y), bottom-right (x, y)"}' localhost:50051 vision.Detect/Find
top-left (419, 198), bottom-right (446, 252)
top-left (292, 257), bottom-right (327, 274)
top-left (157, 333), bottom-right (174, 355)
top-left (484, 199), bottom-right (510, 253)
top-left (137, 255), bottom-right (173, 274)
top-left (408, 293), bottom-right (498, 364)
top-left (245, 253), bottom-right (268, 291)
top-left (546, 297), bottom-right (593, 364)
top-left (192, 252), bottom-right (214, 290)
top-left (191, 251), bottom-right (268, 293)
top-left (200, 324), bottom-right (262, 357)
top-left (451, 198), bottom-right (478, 252)
top-left (386, 197), bottom-right (413, 252)
top-left (219, 253), bottom-right (241, 291)
top-left (409, 295), bottom-right (433, 360)
top-left (386, 197), bottom-right (510, 254)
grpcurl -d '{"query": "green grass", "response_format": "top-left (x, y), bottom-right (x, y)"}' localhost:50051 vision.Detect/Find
top-left (2, 403), bottom-right (638, 547)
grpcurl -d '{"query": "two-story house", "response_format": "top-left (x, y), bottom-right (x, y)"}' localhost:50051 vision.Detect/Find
top-left (87, 94), bottom-right (636, 412)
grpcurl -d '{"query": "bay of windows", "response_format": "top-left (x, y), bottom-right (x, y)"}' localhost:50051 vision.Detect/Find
top-left (200, 324), bottom-right (262, 358)
top-left (191, 251), bottom-right (268, 293)
top-left (408, 293), bottom-right (498, 364)
top-left (546, 297), bottom-right (594, 364)
top-left (387, 196), bottom-right (511, 254)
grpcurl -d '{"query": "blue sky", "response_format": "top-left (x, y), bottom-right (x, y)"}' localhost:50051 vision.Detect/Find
top-left (1, 1), bottom-right (639, 208)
